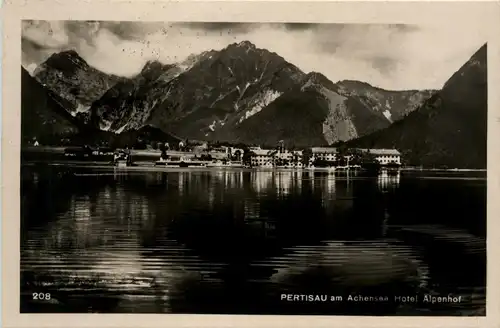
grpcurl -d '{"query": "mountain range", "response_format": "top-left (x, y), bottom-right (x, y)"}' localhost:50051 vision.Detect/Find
top-left (22, 40), bottom-right (487, 168)
top-left (34, 50), bottom-right (126, 120)
top-left (345, 44), bottom-right (487, 169)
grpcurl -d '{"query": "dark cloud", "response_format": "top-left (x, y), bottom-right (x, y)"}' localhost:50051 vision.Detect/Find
top-left (22, 37), bottom-right (51, 51)
top-left (310, 25), bottom-right (347, 53)
top-left (178, 22), bottom-right (255, 34)
top-left (283, 23), bottom-right (318, 31)
top-left (64, 21), bottom-right (100, 46)
top-left (99, 22), bottom-right (153, 40)
top-left (21, 20), bottom-right (482, 90)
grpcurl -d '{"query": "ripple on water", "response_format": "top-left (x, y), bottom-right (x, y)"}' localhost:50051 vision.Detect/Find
top-left (264, 240), bottom-right (428, 291)
top-left (20, 167), bottom-right (486, 315)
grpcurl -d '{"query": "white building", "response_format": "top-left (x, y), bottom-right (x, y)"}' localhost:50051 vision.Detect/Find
top-left (311, 147), bottom-right (338, 163)
top-left (359, 148), bottom-right (401, 165)
top-left (251, 149), bottom-right (274, 167)
top-left (250, 148), bottom-right (304, 168)
top-left (273, 150), bottom-right (304, 168)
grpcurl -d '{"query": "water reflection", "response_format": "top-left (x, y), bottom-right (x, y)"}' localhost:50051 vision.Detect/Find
top-left (20, 167), bottom-right (486, 315)
top-left (378, 170), bottom-right (401, 192)
top-left (251, 170), bottom-right (273, 194)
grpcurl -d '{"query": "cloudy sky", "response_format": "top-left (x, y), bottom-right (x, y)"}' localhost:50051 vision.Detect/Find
top-left (22, 21), bottom-right (487, 90)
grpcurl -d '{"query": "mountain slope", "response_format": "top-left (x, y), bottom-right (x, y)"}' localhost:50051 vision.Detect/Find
top-left (335, 80), bottom-right (435, 122)
top-left (345, 44), bottom-right (487, 169)
top-left (108, 125), bottom-right (182, 149)
top-left (212, 73), bottom-right (365, 147)
top-left (212, 72), bottom-right (432, 147)
top-left (89, 60), bottom-right (182, 131)
top-left (21, 66), bottom-right (80, 144)
top-left (33, 50), bottom-right (126, 116)
top-left (91, 41), bottom-right (306, 138)
top-left (88, 41), bottom-right (433, 146)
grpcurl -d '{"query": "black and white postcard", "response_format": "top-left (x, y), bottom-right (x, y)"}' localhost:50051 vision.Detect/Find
top-left (2, 1), bottom-right (500, 328)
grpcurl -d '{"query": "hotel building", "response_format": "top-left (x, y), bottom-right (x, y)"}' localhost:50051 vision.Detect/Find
top-left (358, 148), bottom-right (401, 165)
top-left (250, 148), bottom-right (304, 168)
top-left (273, 149), bottom-right (304, 168)
top-left (250, 148), bottom-right (274, 167)
top-left (311, 147), bottom-right (338, 163)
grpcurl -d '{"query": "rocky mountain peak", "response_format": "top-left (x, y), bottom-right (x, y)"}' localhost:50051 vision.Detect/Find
top-left (218, 40), bottom-right (286, 65)
top-left (235, 40), bottom-right (257, 49)
top-left (33, 50), bottom-right (127, 116)
top-left (302, 72), bottom-right (339, 91)
top-left (141, 60), bottom-right (164, 73)
top-left (139, 60), bottom-right (179, 81)
top-left (224, 40), bottom-right (258, 52)
top-left (35, 50), bottom-right (88, 77)
top-left (336, 79), bottom-right (377, 91)
top-left (442, 43), bottom-right (486, 91)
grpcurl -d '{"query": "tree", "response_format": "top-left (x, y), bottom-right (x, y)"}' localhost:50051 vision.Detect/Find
top-left (336, 144), bottom-right (351, 166)
top-left (313, 159), bottom-right (329, 168)
top-left (386, 161), bottom-right (400, 168)
top-left (242, 147), bottom-right (255, 166)
top-left (233, 149), bottom-right (242, 162)
top-left (355, 151), bottom-right (381, 173)
top-left (302, 148), bottom-right (312, 166)
top-left (200, 154), bottom-right (213, 161)
top-left (362, 151), bottom-right (378, 164)
top-left (348, 148), bottom-right (374, 165)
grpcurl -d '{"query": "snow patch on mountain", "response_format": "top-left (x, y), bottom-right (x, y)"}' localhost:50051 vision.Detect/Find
top-left (383, 109), bottom-right (393, 122)
top-left (73, 103), bottom-right (90, 115)
top-left (115, 124), bottom-right (128, 134)
top-left (239, 89), bottom-right (282, 123)
top-left (208, 120), bottom-right (217, 132)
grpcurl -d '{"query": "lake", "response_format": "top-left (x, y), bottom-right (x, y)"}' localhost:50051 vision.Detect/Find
top-left (20, 165), bottom-right (487, 315)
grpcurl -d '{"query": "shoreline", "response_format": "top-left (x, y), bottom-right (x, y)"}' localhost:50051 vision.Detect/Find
top-left (21, 146), bottom-right (486, 172)
top-left (20, 160), bottom-right (487, 174)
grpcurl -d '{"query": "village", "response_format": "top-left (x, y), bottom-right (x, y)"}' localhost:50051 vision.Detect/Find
top-left (152, 140), bottom-right (402, 170)
top-left (26, 137), bottom-right (402, 170)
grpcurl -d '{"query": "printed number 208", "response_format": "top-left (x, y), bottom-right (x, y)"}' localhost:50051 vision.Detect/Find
top-left (32, 292), bottom-right (51, 300)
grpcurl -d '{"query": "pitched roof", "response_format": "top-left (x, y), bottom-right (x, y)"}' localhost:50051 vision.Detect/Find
top-left (357, 148), bottom-right (401, 156)
top-left (253, 149), bottom-right (273, 156)
top-left (275, 150), bottom-right (303, 157)
top-left (311, 147), bottom-right (337, 154)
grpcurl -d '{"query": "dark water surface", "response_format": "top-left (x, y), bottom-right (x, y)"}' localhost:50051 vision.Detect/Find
top-left (20, 165), bottom-right (487, 315)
